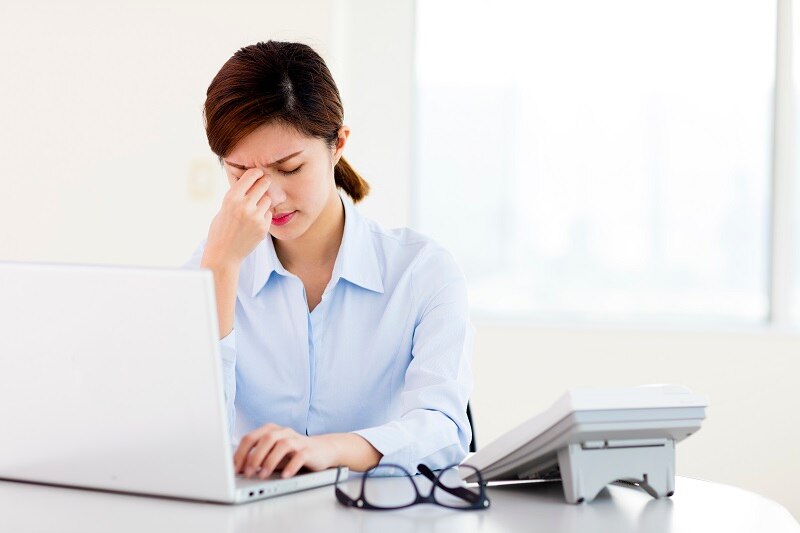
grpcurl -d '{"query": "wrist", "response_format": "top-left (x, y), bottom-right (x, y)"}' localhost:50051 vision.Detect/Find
top-left (200, 252), bottom-right (241, 273)
top-left (311, 434), bottom-right (343, 468)
top-left (315, 433), bottom-right (381, 471)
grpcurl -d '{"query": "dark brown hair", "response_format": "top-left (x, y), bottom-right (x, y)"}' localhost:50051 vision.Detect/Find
top-left (204, 41), bottom-right (369, 202)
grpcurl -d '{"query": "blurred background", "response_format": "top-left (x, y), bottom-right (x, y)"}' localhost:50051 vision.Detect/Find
top-left (1, 0), bottom-right (798, 518)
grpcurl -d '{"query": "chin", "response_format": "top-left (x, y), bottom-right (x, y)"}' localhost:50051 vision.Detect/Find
top-left (269, 228), bottom-right (294, 241)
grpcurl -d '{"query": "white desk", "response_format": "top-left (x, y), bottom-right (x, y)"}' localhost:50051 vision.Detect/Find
top-left (0, 475), bottom-right (796, 532)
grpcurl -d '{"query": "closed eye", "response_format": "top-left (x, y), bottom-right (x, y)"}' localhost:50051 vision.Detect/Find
top-left (230, 164), bottom-right (302, 180)
top-left (281, 165), bottom-right (302, 176)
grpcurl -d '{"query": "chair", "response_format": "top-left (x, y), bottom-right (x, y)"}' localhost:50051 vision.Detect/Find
top-left (467, 402), bottom-right (476, 452)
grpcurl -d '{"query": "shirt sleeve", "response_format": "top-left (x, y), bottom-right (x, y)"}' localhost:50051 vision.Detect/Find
top-left (182, 238), bottom-right (237, 438)
top-left (353, 246), bottom-right (475, 473)
top-left (217, 328), bottom-right (237, 437)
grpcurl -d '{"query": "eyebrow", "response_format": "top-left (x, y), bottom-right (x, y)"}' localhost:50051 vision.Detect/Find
top-left (224, 150), bottom-right (303, 170)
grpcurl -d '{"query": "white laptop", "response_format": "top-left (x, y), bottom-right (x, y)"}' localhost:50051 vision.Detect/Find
top-left (0, 261), bottom-right (345, 504)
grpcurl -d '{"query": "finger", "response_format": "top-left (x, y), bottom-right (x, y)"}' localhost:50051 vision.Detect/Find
top-left (234, 423), bottom-right (277, 473)
top-left (244, 177), bottom-right (272, 206)
top-left (260, 439), bottom-right (295, 479)
top-left (230, 168), bottom-right (264, 196)
top-left (255, 193), bottom-right (272, 218)
top-left (234, 434), bottom-right (259, 474)
top-left (246, 429), bottom-right (293, 477)
top-left (281, 450), bottom-right (309, 479)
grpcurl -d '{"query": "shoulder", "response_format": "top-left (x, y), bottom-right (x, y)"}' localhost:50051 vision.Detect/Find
top-left (365, 216), bottom-right (462, 273)
top-left (360, 215), bottom-right (467, 308)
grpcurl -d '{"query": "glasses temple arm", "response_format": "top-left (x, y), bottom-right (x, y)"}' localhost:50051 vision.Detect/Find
top-left (417, 464), bottom-right (482, 504)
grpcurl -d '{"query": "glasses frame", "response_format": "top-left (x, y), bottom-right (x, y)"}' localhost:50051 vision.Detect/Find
top-left (335, 462), bottom-right (491, 511)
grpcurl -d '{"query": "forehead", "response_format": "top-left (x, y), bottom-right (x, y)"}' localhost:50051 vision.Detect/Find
top-left (225, 122), bottom-right (319, 165)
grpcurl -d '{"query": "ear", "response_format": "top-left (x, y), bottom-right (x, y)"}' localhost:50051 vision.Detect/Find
top-left (332, 125), bottom-right (351, 165)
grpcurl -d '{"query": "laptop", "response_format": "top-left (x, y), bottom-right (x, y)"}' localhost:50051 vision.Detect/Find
top-left (0, 261), bottom-right (346, 503)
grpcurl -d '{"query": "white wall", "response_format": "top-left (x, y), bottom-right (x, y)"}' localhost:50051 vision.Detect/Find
top-left (1, 0), bottom-right (798, 520)
top-left (329, 0), bottom-right (415, 229)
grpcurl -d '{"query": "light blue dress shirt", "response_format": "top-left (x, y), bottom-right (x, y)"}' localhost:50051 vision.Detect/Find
top-left (183, 193), bottom-right (474, 472)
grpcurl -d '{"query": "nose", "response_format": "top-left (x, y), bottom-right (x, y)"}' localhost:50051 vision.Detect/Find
top-left (265, 178), bottom-right (287, 209)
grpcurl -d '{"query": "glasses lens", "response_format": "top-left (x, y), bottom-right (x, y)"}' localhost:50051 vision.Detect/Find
top-left (362, 465), bottom-right (418, 508)
top-left (433, 465), bottom-right (483, 508)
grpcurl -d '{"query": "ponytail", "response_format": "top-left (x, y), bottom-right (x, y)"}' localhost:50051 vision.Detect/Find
top-left (334, 156), bottom-right (370, 203)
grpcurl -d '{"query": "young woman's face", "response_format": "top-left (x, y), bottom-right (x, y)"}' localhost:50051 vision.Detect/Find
top-left (222, 122), bottom-right (345, 241)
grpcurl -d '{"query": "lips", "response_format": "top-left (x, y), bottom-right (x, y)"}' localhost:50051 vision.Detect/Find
top-left (271, 211), bottom-right (296, 226)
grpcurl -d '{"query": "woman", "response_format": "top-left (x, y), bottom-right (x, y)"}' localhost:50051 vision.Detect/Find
top-left (184, 41), bottom-right (474, 480)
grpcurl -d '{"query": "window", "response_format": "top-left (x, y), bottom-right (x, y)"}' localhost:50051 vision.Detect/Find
top-left (414, 0), bottom-right (776, 324)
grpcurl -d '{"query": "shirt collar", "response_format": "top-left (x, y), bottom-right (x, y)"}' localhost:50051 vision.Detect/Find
top-left (250, 192), bottom-right (385, 297)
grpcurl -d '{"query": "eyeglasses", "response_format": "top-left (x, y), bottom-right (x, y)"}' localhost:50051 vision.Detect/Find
top-left (334, 463), bottom-right (490, 511)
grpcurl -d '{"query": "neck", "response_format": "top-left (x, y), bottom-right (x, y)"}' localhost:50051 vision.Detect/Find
top-left (274, 189), bottom-right (344, 272)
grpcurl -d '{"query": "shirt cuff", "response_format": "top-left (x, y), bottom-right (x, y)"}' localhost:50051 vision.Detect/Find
top-left (219, 329), bottom-right (236, 365)
top-left (352, 423), bottom-right (413, 474)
